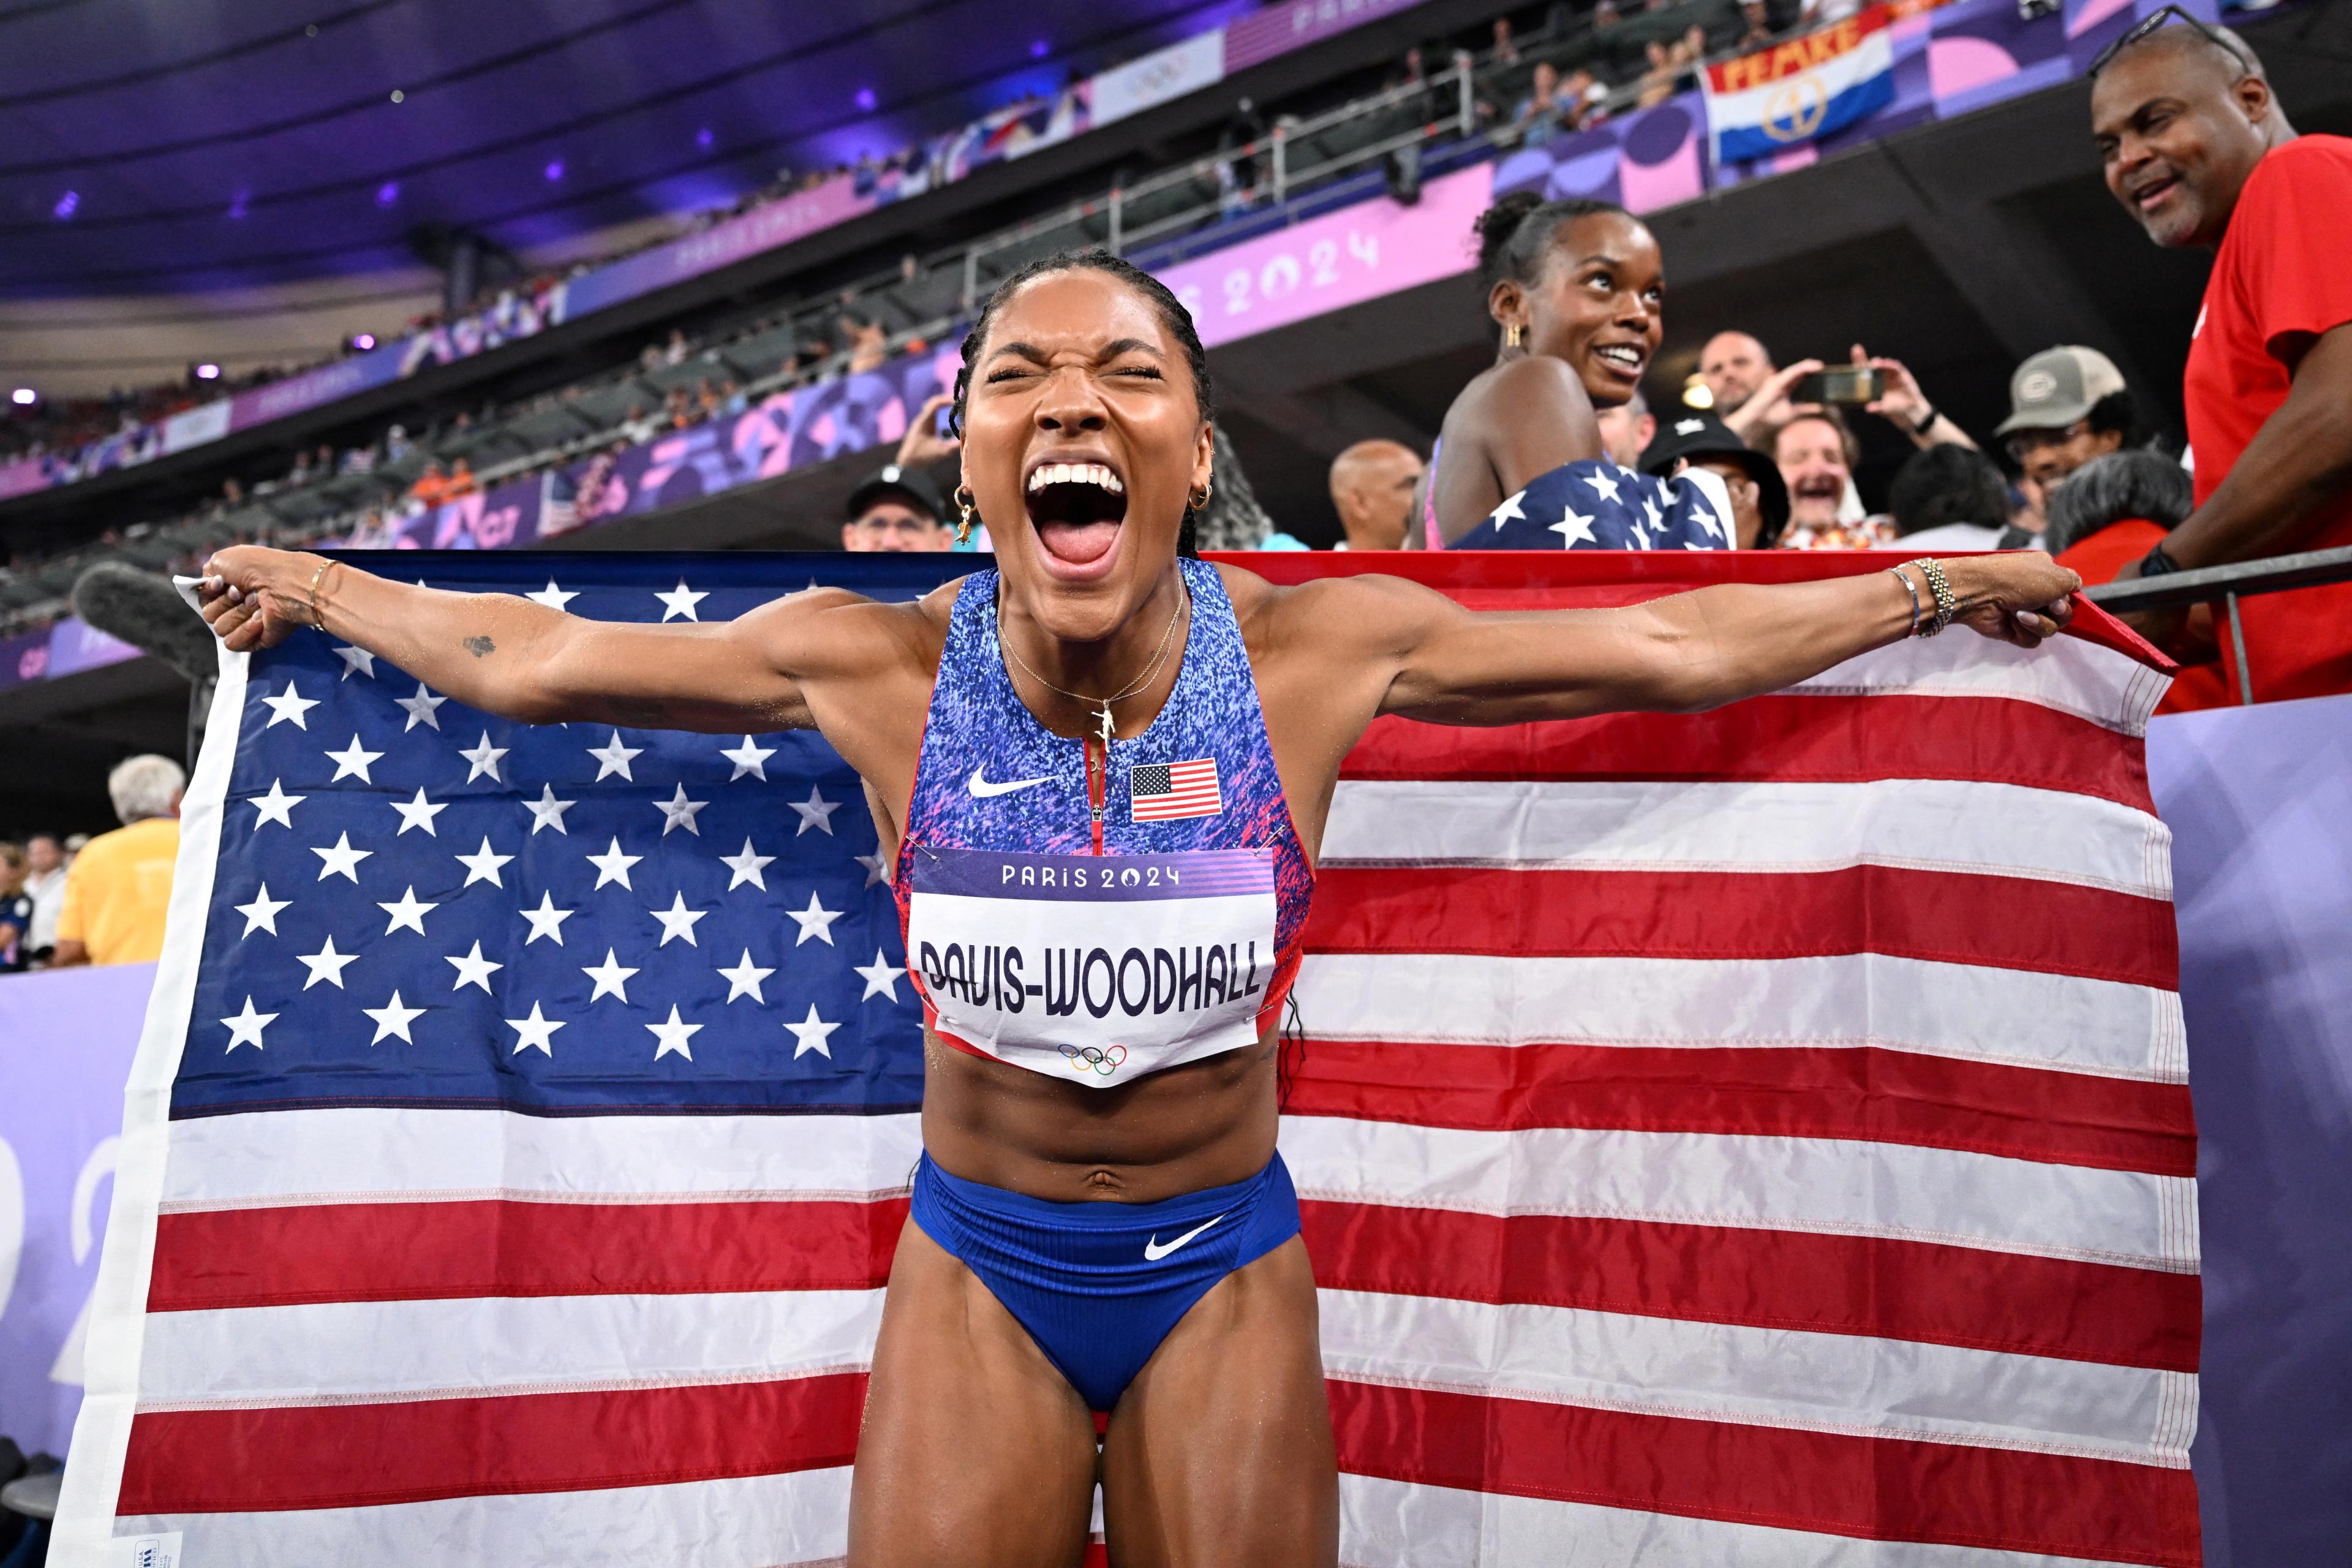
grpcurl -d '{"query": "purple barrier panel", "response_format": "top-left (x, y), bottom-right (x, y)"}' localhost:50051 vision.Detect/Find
top-left (2147, 691), bottom-right (2352, 1567)
top-left (0, 627), bottom-right (52, 692)
top-left (224, 343), bottom-right (409, 434)
top-left (0, 962), bottom-right (154, 1455)
top-left (1224, 0), bottom-right (1430, 72)
top-left (560, 175), bottom-right (878, 323)
top-left (0, 459), bottom-right (47, 502)
top-left (1160, 164), bottom-right (1495, 350)
top-left (45, 617), bottom-right (140, 679)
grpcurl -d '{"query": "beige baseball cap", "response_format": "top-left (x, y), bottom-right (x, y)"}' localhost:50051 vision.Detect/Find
top-left (1995, 345), bottom-right (2127, 435)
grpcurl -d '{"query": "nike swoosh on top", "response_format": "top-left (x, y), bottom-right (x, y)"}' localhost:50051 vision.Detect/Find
top-left (967, 766), bottom-right (1055, 798)
top-left (1143, 1213), bottom-right (1225, 1261)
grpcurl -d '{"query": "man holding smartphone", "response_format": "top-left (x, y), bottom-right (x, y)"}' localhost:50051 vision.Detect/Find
top-left (1707, 332), bottom-right (1975, 454)
top-left (2092, 13), bottom-right (2352, 700)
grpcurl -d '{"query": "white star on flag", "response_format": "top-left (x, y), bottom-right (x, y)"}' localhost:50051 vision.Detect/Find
top-left (582, 949), bottom-right (639, 1003)
top-left (655, 581), bottom-right (709, 622)
top-left (234, 884), bottom-right (290, 937)
top-left (220, 997), bottom-right (276, 1051)
top-left (786, 1005), bottom-right (840, 1058)
top-left (377, 886), bottom-right (437, 936)
top-left (655, 783), bottom-right (709, 837)
top-left (363, 990), bottom-right (425, 1045)
top-left (648, 1005), bottom-right (703, 1060)
top-left (587, 731), bottom-right (643, 782)
top-left (717, 950), bottom-right (774, 1003)
top-left (296, 935), bottom-right (359, 990)
top-left (525, 580), bottom-right (578, 612)
top-left (650, 892), bottom-right (709, 947)
top-left (1583, 469), bottom-right (1623, 505)
top-left (854, 851), bottom-right (888, 888)
top-left (326, 736), bottom-right (384, 784)
top-left (524, 783), bottom-right (576, 835)
top-left (789, 786), bottom-right (839, 836)
top-left (519, 892), bottom-right (573, 945)
top-left (332, 644), bottom-right (376, 680)
top-left (390, 788), bottom-right (447, 837)
top-left (1551, 507), bottom-right (1599, 548)
top-left (854, 949), bottom-right (907, 1003)
top-left (1692, 497), bottom-right (1723, 540)
top-left (720, 838), bottom-right (775, 890)
top-left (311, 832), bottom-right (372, 883)
top-left (394, 682), bottom-right (447, 731)
top-left (454, 837), bottom-right (513, 888)
top-left (586, 837), bottom-right (641, 889)
top-left (720, 737), bottom-right (775, 781)
top-left (445, 940), bottom-right (504, 993)
top-left (250, 779), bottom-right (303, 829)
top-left (1488, 491), bottom-right (1527, 529)
top-left (460, 732), bottom-right (508, 783)
top-left (261, 682), bottom-right (318, 729)
top-left (786, 891), bottom-right (842, 946)
top-left (505, 1002), bottom-right (565, 1055)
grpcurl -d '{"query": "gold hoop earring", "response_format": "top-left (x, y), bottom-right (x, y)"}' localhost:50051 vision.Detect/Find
top-left (1504, 322), bottom-right (1525, 350)
top-left (1188, 482), bottom-right (1212, 513)
top-left (954, 484), bottom-right (976, 546)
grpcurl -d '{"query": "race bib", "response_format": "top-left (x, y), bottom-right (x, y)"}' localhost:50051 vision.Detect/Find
top-left (903, 846), bottom-right (1279, 1086)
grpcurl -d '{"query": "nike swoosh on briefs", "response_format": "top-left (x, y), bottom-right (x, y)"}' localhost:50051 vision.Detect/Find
top-left (967, 766), bottom-right (1055, 798)
top-left (1144, 1213), bottom-right (1226, 1261)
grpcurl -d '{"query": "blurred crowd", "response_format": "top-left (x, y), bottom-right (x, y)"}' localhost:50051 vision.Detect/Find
top-left (0, 754), bottom-right (183, 973)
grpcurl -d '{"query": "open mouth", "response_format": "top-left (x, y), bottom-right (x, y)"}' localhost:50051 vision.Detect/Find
top-left (1025, 458), bottom-right (1129, 578)
top-left (2131, 173), bottom-right (2180, 212)
top-left (1793, 476), bottom-right (1843, 503)
top-left (1593, 343), bottom-right (1647, 380)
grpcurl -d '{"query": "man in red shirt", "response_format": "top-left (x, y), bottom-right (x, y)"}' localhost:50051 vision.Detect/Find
top-left (2091, 15), bottom-right (2352, 701)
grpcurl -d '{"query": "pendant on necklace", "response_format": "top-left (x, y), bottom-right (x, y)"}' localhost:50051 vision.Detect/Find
top-left (1096, 704), bottom-right (1116, 745)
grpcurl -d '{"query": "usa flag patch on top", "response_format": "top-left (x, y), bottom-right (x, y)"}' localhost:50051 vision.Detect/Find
top-left (1130, 758), bottom-right (1221, 821)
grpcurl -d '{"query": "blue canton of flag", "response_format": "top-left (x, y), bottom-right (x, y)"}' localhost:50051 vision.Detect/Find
top-left (1449, 459), bottom-right (1734, 551)
top-left (176, 552), bottom-right (971, 1121)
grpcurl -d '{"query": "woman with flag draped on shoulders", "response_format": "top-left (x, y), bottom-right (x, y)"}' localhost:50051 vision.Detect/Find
top-left (1422, 190), bottom-right (1736, 552)
top-left (196, 247), bottom-right (2078, 1567)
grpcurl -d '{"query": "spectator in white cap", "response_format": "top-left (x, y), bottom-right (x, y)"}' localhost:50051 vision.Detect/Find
top-left (1995, 345), bottom-right (2139, 507)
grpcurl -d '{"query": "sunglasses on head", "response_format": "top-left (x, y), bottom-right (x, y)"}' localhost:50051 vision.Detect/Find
top-left (2087, 4), bottom-right (2251, 79)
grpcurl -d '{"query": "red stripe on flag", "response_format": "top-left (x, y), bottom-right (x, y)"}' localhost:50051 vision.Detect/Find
top-left (1300, 1202), bottom-right (2200, 1370)
top-left (1327, 1379), bottom-right (2201, 1566)
top-left (1341, 696), bottom-right (2155, 811)
top-left (1309, 864), bottom-right (2180, 990)
top-left (1288, 1038), bottom-right (2195, 1175)
top-left (148, 1197), bottom-right (908, 1313)
top-left (120, 1371), bottom-right (867, 1515)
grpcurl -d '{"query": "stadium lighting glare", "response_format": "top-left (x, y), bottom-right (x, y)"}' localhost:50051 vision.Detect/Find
top-left (1682, 374), bottom-right (1714, 410)
top-left (377, 181), bottom-right (399, 206)
top-left (1031, 38), bottom-right (1049, 58)
top-left (696, 127), bottom-right (714, 149)
top-left (194, 363), bottom-right (222, 382)
top-left (53, 190), bottom-right (78, 220)
top-left (545, 160), bottom-right (565, 182)
top-left (854, 87), bottom-right (876, 111)
top-left (352, 333), bottom-right (377, 351)
top-left (390, 89), bottom-right (405, 104)
top-left (9, 388), bottom-right (36, 407)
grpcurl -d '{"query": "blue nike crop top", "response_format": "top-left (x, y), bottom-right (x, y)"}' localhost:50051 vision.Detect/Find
top-left (892, 559), bottom-right (1316, 1088)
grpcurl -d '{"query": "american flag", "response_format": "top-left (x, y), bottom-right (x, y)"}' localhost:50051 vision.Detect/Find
top-left (1129, 756), bottom-right (1222, 821)
top-left (58, 551), bottom-right (2197, 1568)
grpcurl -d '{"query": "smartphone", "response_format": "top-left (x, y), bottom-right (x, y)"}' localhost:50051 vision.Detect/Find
top-left (935, 402), bottom-right (957, 439)
top-left (1792, 366), bottom-right (1882, 405)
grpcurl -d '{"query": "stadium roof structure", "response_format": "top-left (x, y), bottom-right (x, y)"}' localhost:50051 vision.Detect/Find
top-left (0, 0), bottom-right (1242, 296)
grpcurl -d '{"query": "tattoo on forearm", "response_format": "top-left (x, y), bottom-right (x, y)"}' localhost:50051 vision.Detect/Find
top-left (463, 636), bottom-right (496, 658)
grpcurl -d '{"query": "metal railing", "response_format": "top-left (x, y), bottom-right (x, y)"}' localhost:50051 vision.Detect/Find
top-left (2084, 544), bottom-right (2352, 705)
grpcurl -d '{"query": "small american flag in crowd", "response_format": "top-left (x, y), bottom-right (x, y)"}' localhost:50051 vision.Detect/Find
top-left (58, 551), bottom-right (2196, 1568)
top-left (1129, 757), bottom-right (1222, 821)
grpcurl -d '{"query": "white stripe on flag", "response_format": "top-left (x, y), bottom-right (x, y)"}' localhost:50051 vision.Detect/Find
top-left (1322, 778), bottom-right (2171, 898)
top-left (160, 1107), bottom-right (924, 1208)
top-left (1316, 1289), bottom-right (2195, 1466)
top-left (1292, 952), bottom-right (2187, 1082)
top-left (1280, 1118), bottom-right (2200, 1272)
top-left (1791, 623), bottom-right (2168, 734)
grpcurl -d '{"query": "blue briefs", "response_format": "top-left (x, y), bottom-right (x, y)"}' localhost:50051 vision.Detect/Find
top-left (908, 1150), bottom-right (1302, 1412)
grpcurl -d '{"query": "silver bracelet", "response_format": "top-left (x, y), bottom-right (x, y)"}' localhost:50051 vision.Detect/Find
top-left (1887, 566), bottom-right (1922, 637)
top-left (1912, 557), bottom-right (1957, 637)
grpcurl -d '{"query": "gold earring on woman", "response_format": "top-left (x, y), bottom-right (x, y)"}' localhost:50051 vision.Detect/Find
top-left (1504, 321), bottom-right (1525, 350)
top-left (954, 484), bottom-right (977, 545)
top-left (1188, 482), bottom-right (1212, 513)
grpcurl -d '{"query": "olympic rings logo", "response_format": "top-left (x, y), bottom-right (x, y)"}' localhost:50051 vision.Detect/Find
top-left (1059, 1043), bottom-right (1129, 1077)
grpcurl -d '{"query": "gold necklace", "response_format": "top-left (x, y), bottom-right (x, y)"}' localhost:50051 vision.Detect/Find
top-left (998, 577), bottom-right (1190, 745)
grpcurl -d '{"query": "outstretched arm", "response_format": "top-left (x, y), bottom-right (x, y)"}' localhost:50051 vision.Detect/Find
top-left (198, 545), bottom-right (886, 733)
top-left (1357, 553), bottom-right (2078, 725)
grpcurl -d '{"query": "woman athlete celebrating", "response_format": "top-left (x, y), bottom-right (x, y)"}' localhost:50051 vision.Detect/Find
top-left (1426, 192), bottom-right (1720, 550)
top-left (199, 251), bottom-right (2078, 1567)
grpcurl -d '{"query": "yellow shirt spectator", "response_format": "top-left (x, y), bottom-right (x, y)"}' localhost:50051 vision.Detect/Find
top-left (55, 816), bottom-right (181, 965)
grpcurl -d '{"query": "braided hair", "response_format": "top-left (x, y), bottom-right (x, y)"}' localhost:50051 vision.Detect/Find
top-left (948, 249), bottom-right (1216, 557)
top-left (1472, 190), bottom-right (1633, 342)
